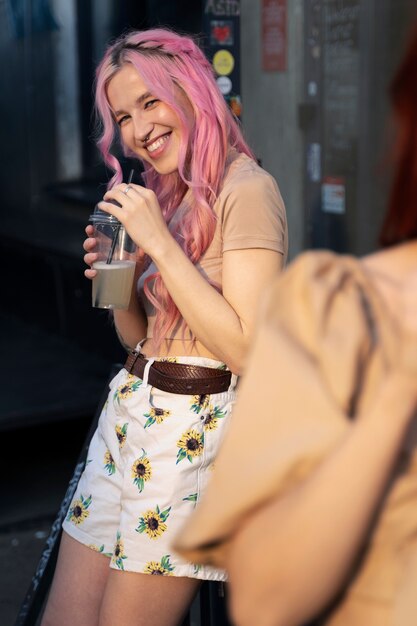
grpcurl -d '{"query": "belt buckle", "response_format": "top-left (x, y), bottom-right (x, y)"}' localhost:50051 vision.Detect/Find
top-left (126, 349), bottom-right (140, 374)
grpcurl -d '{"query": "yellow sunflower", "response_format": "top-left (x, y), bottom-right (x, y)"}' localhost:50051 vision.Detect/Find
top-left (115, 423), bottom-right (128, 448)
top-left (111, 531), bottom-right (127, 569)
top-left (136, 505), bottom-right (171, 539)
top-left (203, 405), bottom-right (227, 432)
top-left (143, 406), bottom-right (171, 428)
top-left (176, 429), bottom-right (204, 464)
top-left (114, 375), bottom-right (141, 404)
top-left (131, 451), bottom-right (152, 492)
top-left (144, 554), bottom-right (175, 575)
top-left (104, 449), bottom-right (116, 475)
top-left (190, 394), bottom-right (210, 414)
top-left (66, 494), bottom-right (92, 525)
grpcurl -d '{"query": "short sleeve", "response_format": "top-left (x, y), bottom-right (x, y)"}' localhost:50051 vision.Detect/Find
top-left (173, 251), bottom-right (378, 567)
top-left (220, 168), bottom-right (288, 260)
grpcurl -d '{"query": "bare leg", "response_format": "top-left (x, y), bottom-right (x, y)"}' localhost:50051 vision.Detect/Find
top-left (41, 531), bottom-right (111, 626)
top-left (99, 569), bottom-right (201, 626)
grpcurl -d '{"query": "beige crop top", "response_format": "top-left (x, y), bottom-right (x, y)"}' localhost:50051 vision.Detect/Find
top-left (137, 151), bottom-right (288, 342)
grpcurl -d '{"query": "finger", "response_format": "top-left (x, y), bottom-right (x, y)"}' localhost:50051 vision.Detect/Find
top-left (85, 268), bottom-right (97, 280)
top-left (84, 252), bottom-right (98, 266)
top-left (110, 182), bottom-right (147, 195)
top-left (83, 237), bottom-right (97, 252)
top-left (85, 224), bottom-right (94, 236)
top-left (104, 185), bottom-right (133, 201)
top-left (104, 184), bottom-right (148, 204)
top-left (98, 199), bottom-right (125, 221)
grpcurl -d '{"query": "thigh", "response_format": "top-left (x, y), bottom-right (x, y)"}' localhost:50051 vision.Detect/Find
top-left (99, 569), bottom-right (200, 626)
top-left (41, 531), bottom-right (111, 626)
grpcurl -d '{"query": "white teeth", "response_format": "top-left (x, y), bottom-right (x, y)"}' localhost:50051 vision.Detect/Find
top-left (147, 135), bottom-right (169, 153)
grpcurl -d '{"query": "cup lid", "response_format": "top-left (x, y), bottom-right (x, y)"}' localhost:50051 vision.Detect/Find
top-left (89, 205), bottom-right (121, 224)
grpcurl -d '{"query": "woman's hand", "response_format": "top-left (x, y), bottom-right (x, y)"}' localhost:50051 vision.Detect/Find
top-left (82, 223), bottom-right (146, 280)
top-left (98, 183), bottom-right (172, 259)
top-left (83, 224), bottom-right (98, 280)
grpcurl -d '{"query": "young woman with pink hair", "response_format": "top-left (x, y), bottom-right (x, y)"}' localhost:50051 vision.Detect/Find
top-left (41, 28), bottom-right (287, 626)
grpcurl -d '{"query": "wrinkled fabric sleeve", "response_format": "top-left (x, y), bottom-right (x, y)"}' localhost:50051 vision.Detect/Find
top-left (221, 170), bottom-right (288, 259)
top-left (173, 251), bottom-right (375, 567)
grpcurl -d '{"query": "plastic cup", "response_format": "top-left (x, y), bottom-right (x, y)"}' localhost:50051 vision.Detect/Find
top-left (89, 205), bottom-right (137, 309)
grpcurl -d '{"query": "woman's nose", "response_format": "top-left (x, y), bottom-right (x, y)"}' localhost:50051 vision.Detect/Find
top-left (133, 115), bottom-right (153, 144)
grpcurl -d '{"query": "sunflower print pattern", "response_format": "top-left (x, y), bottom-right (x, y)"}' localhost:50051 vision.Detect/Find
top-left (136, 505), bottom-right (171, 539)
top-left (115, 423), bottom-right (128, 448)
top-left (176, 430), bottom-right (204, 464)
top-left (114, 374), bottom-right (142, 404)
top-left (131, 449), bottom-right (152, 492)
top-left (89, 544), bottom-right (113, 557)
top-left (190, 394), bottom-right (210, 414)
top-left (143, 407), bottom-right (171, 429)
top-left (202, 405), bottom-right (227, 431)
top-left (62, 353), bottom-right (235, 581)
top-left (112, 531), bottom-right (127, 570)
top-left (183, 493), bottom-right (198, 502)
top-left (66, 494), bottom-right (92, 525)
top-left (144, 554), bottom-right (175, 575)
top-left (104, 449), bottom-right (116, 475)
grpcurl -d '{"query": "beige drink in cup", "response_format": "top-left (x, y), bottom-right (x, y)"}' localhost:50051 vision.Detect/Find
top-left (89, 206), bottom-right (137, 309)
top-left (92, 260), bottom-right (136, 309)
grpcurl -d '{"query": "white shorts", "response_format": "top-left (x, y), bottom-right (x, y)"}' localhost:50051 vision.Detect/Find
top-left (62, 354), bottom-right (237, 580)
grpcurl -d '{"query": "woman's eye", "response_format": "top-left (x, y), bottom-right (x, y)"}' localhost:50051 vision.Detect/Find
top-left (144, 99), bottom-right (159, 110)
top-left (117, 115), bottom-right (130, 126)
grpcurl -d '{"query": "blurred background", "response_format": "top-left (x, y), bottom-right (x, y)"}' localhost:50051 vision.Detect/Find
top-left (1, 0), bottom-right (416, 624)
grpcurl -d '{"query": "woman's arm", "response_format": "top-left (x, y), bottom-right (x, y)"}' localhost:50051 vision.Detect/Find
top-left (153, 238), bottom-right (283, 373)
top-left (99, 184), bottom-right (284, 373)
top-left (226, 371), bottom-right (417, 626)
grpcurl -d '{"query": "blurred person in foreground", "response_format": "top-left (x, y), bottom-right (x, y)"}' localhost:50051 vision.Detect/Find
top-left (40, 27), bottom-right (287, 626)
top-left (174, 19), bottom-right (417, 626)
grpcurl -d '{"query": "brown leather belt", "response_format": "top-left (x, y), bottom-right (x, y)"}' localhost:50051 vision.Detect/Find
top-left (124, 350), bottom-right (232, 395)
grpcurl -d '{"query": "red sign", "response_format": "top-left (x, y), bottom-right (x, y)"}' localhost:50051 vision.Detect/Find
top-left (262, 0), bottom-right (287, 71)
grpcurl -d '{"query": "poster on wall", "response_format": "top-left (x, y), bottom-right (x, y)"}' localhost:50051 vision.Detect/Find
top-left (203, 0), bottom-right (242, 118)
top-left (262, 0), bottom-right (287, 71)
top-left (321, 176), bottom-right (346, 214)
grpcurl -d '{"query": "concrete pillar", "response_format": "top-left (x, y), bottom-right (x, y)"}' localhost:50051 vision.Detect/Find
top-left (241, 0), bottom-right (305, 259)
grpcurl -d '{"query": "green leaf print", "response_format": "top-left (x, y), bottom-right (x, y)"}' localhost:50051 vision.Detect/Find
top-left (183, 493), bottom-right (198, 502)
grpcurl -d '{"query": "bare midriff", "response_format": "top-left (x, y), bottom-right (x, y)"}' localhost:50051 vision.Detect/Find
top-left (140, 337), bottom-right (220, 361)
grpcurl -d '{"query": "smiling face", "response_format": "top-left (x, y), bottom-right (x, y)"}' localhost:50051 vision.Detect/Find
top-left (107, 64), bottom-right (194, 175)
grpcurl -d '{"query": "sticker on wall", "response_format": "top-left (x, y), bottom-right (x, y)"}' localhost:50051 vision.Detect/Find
top-left (228, 95), bottom-right (242, 117)
top-left (204, 0), bottom-right (240, 16)
top-left (321, 176), bottom-right (346, 214)
top-left (216, 76), bottom-right (232, 95)
top-left (210, 20), bottom-right (234, 46)
top-left (213, 49), bottom-right (235, 76)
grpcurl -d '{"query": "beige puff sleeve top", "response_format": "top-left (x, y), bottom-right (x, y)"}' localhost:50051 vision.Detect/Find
top-left (174, 251), bottom-right (417, 625)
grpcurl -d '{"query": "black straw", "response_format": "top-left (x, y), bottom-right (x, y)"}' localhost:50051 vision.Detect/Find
top-left (106, 169), bottom-right (134, 264)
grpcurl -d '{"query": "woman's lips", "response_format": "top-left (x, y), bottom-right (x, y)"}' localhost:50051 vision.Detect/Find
top-left (146, 133), bottom-right (171, 156)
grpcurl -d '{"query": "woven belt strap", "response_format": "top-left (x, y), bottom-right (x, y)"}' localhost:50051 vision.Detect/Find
top-left (124, 350), bottom-right (232, 395)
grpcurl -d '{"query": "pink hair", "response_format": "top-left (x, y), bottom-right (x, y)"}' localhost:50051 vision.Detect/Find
top-left (94, 28), bottom-right (254, 348)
